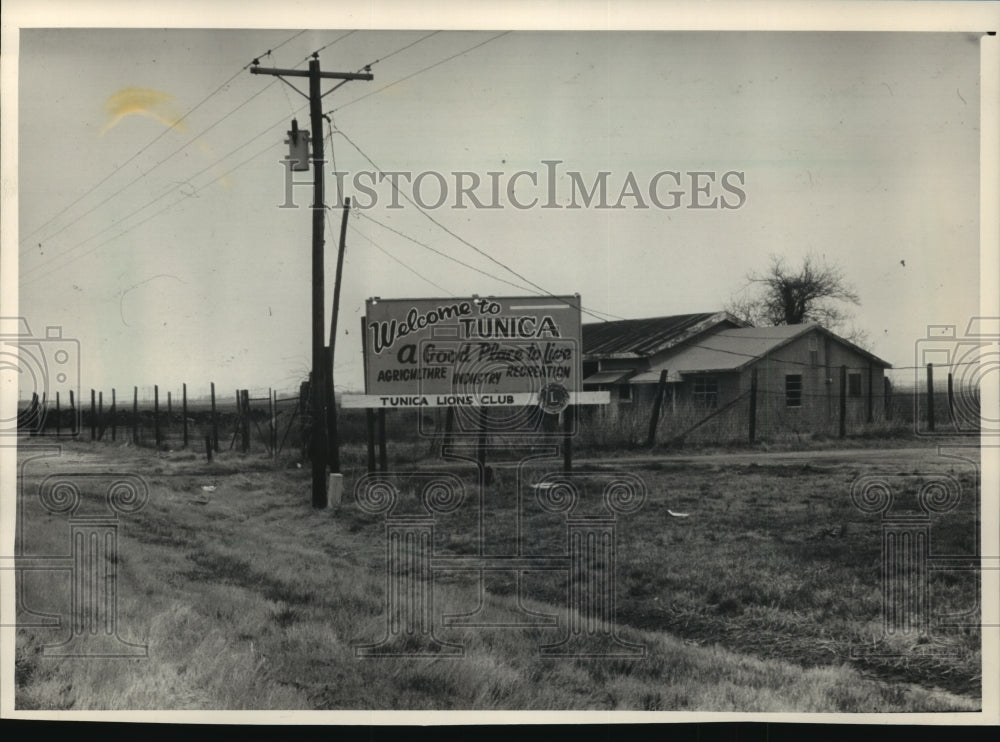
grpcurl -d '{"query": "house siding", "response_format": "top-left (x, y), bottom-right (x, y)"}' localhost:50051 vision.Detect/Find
top-left (588, 325), bottom-right (889, 437)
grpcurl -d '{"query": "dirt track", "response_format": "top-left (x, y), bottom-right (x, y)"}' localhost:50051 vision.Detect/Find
top-left (574, 443), bottom-right (982, 468)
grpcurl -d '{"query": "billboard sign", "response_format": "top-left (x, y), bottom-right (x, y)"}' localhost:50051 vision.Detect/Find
top-left (348, 295), bottom-right (589, 409)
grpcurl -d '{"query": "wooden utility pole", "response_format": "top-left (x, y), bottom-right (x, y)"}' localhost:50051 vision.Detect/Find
top-left (327, 198), bottom-right (352, 473)
top-left (251, 56), bottom-right (373, 509)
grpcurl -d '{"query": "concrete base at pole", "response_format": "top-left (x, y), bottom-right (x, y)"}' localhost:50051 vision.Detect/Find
top-left (329, 473), bottom-right (343, 506)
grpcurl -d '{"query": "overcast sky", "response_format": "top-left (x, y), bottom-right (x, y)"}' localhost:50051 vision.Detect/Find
top-left (8, 15), bottom-right (989, 399)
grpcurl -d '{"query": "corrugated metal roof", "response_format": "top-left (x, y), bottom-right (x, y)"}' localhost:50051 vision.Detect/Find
top-left (582, 311), bottom-right (743, 358)
top-left (582, 370), bottom-right (636, 385)
top-left (628, 323), bottom-right (891, 381)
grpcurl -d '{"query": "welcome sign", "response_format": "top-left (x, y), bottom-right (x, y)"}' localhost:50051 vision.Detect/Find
top-left (348, 295), bottom-right (586, 408)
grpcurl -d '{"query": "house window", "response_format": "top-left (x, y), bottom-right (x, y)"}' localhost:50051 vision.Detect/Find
top-left (848, 373), bottom-right (862, 397)
top-left (617, 384), bottom-right (632, 403)
top-left (692, 377), bottom-right (718, 408)
top-left (785, 374), bottom-right (803, 408)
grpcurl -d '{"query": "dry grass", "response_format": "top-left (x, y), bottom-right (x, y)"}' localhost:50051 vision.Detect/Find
top-left (14, 439), bottom-right (981, 711)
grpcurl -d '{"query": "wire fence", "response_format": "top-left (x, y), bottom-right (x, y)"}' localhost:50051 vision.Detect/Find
top-left (576, 383), bottom-right (982, 449)
top-left (17, 382), bottom-right (308, 458)
top-left (14, 364), bottom-right (985, 456)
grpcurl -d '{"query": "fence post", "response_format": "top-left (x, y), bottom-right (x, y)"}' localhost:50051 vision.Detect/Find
top-left (182, 383), bottom-right (188, 448)
top-left (444, 406), bottom-right (454, 450)
top-left (884, 377), bottom-right (892, 421)
top-left (167, 391), bottom-right (172, 427)
top-left (378, 409), bottom-right (388, 472)
top-left (748, 367), bottom-right (758, 444)
top-left (839, 365), bottom-right (847, 438)
top-left (69, 389), bottom-right (76, 436)
top-left (947, 372), bottom-right (955, 428)
top-left (111, 388), bottom-right (116, 441)
top-left (476, 407), bottom-right (490, 484)
top-left (926, 363), bottom-right (935, 433)
top-left (154, 385), bottom-right (161, 448)
top-left (299, 381), bottom-right (311, 461)
top-left (563, 405), bottom-right (574, 472)
top-left (267, 389), bottom-right (278, 459)
top-left (646, 369), bottom-right (669, 447)
top-left (97, 391), bottom-right (104, 441)
top-left (27, 393), bottom-right (39, 437)
top-left (132, 387), bottom-right (138, 444)
top-left (366, 409), bottom-right (376, 473)
top-left (210, 382), bottom-right (219, 452)
top-left (241, 390), bottom-right (250, 453)
top-left (268, 388), bottom-right (275, 459)
top-left (90, 389), bottom-right (96, 441)
top-left (232, 389), bottom-right (240, 451)
top-left (55, 392), bottom-right (61, 436)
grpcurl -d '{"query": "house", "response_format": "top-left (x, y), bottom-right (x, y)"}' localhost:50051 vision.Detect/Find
top-left (582, 311), bottom-right (893, 433)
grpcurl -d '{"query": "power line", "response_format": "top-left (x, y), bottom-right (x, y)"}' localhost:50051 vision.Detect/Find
top-left (19, 30), bottom-right (307, 249)
top-left (24, 35), bottom-right (369, 278)
top-left (347, 222), bottom-right (453, 295)
top-left (245, 30), bottom-right (309, 68)
top-left (325, 117), bottom-right (340, 205)
top-left (327, 31), bottom-right (511, 116)
top-left (21, 99), bottom-right (308, 281)
top-left (314, 30), bottom-right (444, 101)
top-left (357, 30), bottom-right (442, 72)
top-left (300, 30), bottom-right (358, 64)
top-left (21, 140), bottom-right (282, 287)
top-left (355, 210), bottom-right (538, 294)
top-left (25, 80), bottom-right (284, 255)
top-left (21, 30), bottom-right (357, 268)
top-left (333, 126), bottom-right (624, 323)
top-left (21, 31), bottom-right (506, 290)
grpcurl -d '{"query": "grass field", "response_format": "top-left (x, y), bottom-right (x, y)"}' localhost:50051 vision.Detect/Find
top-left (13, 437), bottom-right (982, 711)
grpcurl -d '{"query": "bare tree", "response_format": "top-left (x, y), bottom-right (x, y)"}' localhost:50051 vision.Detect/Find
top-left (726, 255), bottom-right (869, 347)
